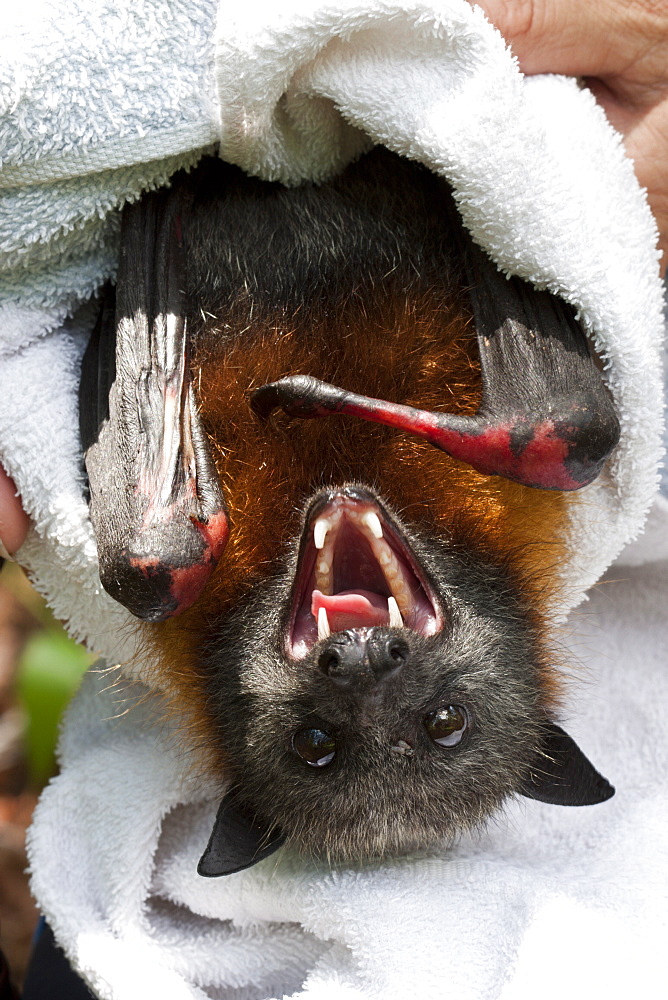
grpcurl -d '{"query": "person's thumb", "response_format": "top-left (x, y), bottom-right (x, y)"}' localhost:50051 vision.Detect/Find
top-left (0, 467), bottom-right (30, 561)
top-left (473, 0), bottom-right (667, 80)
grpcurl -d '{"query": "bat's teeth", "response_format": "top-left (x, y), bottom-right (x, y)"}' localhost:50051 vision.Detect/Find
top-left (313, 517), bottom-right (330, 550)
top-left (378, 546), bottom-right (392, 567)
top-left (389, 579), bottom-right (412, 618)
top-left (393, 584), bottom-right (413, 619)
top-left (387, 596), bottom-right (403, 628)
top-left (315, 553), bottom-right (333, 595)
top-left (368, 534), bottom-right (413, 617)
top-left (317, 606), bottom-right (331, 640)
top-left (310, 501), bottom-right (416, 625)
top-left (361, 511), bottom-right (383, 539)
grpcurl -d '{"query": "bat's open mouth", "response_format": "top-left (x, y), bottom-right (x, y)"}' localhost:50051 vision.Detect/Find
top-left (289, 489), bottom-right (442, 658)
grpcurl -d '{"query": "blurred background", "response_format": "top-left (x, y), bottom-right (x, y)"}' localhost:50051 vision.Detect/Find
top-left (0, 561), bottom-right (92, 988)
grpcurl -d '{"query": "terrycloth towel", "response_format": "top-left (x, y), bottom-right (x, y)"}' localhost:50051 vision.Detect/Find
top-left (1, 0), bottom-right (665, 997)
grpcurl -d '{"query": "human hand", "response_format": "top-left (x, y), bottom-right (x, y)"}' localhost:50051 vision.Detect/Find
top-left (0, 467), bottom-right (29, 563)
top-left (473, 0), bottom-right (668, 275)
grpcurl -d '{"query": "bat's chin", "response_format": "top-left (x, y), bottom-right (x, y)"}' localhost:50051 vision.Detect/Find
top-left (288, 487), bottom-right (443, 659)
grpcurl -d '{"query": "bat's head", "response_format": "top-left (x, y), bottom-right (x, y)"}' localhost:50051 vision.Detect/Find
top-left (197, 484), bottom-right (613, 874)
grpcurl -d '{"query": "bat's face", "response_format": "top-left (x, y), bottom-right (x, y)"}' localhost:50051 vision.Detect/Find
top-left (201, 484), bottom-right (553, 862)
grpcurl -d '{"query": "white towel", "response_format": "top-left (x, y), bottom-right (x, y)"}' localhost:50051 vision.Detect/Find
top-left (0, 0), bottom-right (664, 997)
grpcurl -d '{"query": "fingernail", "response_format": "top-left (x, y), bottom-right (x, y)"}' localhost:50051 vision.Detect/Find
top-left (0, 539), bottom-right (15, 562)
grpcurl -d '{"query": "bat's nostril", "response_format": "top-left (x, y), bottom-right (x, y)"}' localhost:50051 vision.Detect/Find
top-left (318, 630), bottom-right (408, 687)
top-left (318, 648), bottom-right (347, 679)
top-left (317, 631), bottom-right (366, 686)
top-left (388, 637), bottom-right (409, 663)
top-left (368, 635), bottom-right (409, 679)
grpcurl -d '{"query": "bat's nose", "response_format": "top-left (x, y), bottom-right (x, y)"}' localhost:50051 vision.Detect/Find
top-left (318, 629), bottom-right (409, 690)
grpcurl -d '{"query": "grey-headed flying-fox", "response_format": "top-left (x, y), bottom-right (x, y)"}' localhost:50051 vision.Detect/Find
top-left (80, 149), bottom-right (617, 874)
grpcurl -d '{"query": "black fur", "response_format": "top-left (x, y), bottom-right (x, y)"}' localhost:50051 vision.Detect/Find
top-left (182, 151), bottom-right (464, 332)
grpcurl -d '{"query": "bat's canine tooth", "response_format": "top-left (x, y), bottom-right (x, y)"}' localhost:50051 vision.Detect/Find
top-left (388, 596), bottom-right (403, 628)
top-left (361, 511), bottom-right (383, 539)
top-left (317, 606), bottom-right (331, 640)
top-left (314, 517), bottom-right (330, 550)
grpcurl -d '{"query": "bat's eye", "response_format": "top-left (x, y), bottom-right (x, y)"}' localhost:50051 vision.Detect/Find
top-left (424, 706), bottom-right (470, 747)
top-left (292, 728), bottom-right (336, 767)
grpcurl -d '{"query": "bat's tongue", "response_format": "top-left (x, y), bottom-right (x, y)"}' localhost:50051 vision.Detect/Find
top-left (311, 589), bottom-right (389, 632)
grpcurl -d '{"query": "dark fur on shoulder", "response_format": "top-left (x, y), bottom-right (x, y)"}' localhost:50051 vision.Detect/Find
top-left (184, 151), bottom-right (463, 328)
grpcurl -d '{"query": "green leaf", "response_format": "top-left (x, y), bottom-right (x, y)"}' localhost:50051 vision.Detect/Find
top-left (15, 630), bottom-right (93, 787)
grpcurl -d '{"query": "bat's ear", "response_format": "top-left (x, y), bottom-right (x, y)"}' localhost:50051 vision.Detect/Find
top-left (80, 183), bottom-right (228, 622)
top-left (520, 722), bottom-right (614, 806)
top-left (198, 795), bottom-right (285, 877)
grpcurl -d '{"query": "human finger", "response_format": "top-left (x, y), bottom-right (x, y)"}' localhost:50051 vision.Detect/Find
top-left (473, 0), bottom-right (668, 273)
top-left (472, 0), bottom-right (668, 79)
top-left (0, 466), bottom-right (30, 560)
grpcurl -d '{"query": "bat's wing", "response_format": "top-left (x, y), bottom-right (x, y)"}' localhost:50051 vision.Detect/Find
top-left (252, 224), bottom-right (620, 492)
top-left (80, 187), bottom-right (228, 622)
